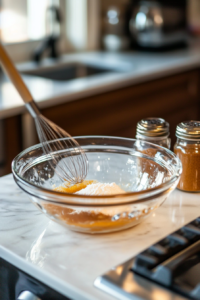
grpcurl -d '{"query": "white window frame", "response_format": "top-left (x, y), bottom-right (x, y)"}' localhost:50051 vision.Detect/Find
top-left (3, 0), bottom-right (100, 63)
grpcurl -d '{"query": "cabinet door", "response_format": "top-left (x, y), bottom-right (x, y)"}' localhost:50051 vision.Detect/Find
top-left (2, 115), bottom-right (22, 175)
top-left (42, 69), bottom-right (200, 144)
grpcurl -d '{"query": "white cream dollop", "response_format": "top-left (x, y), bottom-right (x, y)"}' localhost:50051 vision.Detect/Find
top-left (75, 182), bottom-right (125, 195)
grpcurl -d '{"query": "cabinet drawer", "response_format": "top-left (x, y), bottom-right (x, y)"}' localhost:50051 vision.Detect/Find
top-left (42, 69), bottom-right (200, 138)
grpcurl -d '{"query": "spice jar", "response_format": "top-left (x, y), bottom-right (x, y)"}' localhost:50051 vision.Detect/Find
top-left (136, 117), bottom-right (171, 149)
top-left (174, 121), bottom-right (200, 192)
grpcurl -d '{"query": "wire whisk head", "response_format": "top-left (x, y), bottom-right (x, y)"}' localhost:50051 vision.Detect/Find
top-left (35, 115), bottom-right (88, 185)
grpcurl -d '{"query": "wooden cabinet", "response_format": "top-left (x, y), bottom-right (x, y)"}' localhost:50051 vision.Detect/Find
top-left (2, 69), bottom-right (200, 175)
top-left (42, 69), bottom-right (200, 148)
top-left (1, 115), bottom-right (22, 175)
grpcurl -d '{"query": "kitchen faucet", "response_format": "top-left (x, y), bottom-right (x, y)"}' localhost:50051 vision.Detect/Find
top-left (33, 5), bottom-right (62, 63)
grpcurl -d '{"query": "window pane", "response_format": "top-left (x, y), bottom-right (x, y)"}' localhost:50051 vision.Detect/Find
top-left (0, 0), bottom-right (28, 43)
top-left (0, 0), bottom-right (59, 43)
top-left (27, 0), bottom-right (50, 40)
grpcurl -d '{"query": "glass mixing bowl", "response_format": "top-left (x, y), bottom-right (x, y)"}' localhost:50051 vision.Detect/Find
top-left (12, 136), bottom-right (182, 234)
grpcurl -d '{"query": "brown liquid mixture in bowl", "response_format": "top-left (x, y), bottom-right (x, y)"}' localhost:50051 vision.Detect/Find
top-left (44, 202), bottom-right (156, 233)
top-left (43, 180), bottom-right (157, 233)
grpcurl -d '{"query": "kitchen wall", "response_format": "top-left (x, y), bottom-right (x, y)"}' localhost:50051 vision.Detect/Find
top-left (100, 0), bottom-right (131, 51)
top-left (101, 0), bottom-right (200, 42)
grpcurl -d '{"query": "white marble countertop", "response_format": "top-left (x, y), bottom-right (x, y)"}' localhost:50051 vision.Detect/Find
top-left (0, 174), bottom-right (200, 300)
top-left (1, 39), bottom-right (200, 119)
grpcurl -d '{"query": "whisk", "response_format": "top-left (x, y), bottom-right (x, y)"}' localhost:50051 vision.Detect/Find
top-left (0, 42), bottom-right (88, 185)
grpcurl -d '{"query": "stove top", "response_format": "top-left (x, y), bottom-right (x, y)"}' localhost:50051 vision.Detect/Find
top-left (95, 217), bottom-right (200, 300)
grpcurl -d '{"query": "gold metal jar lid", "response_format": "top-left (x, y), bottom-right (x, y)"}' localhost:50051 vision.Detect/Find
top-left (176, 121), bottom-right (200, 140)
top-left (136, 117), bottom-right (169, 138)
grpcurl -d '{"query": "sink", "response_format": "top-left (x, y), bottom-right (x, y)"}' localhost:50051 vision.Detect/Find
top-left (21, 62), bottom-right (117, 81)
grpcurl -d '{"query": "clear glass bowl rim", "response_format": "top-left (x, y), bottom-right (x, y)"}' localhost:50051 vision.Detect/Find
top-left (12, 135), bottom-right (182, 206)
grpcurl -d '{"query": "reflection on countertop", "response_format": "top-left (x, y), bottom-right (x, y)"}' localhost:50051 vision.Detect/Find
top-left (1, 38), bottom-right (200, 119)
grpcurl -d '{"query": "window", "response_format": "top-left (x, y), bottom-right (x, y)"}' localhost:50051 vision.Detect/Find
top-left (0, 0), bottom-right (59, 43)
top-left (0, 0), bottom-right (100, 62)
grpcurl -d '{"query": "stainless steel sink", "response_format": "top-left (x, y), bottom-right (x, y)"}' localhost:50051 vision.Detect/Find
top-left (21, 62), bottom-right (116, 81)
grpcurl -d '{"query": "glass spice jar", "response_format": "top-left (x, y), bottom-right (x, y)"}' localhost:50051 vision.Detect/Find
top-left (174, 121), bottom-right (200, 192)
top-left (136, 117), bottom-right (171, 149)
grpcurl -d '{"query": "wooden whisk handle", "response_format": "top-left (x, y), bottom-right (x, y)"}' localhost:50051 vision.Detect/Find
top-left (0, 42), bottom-right (33, 104)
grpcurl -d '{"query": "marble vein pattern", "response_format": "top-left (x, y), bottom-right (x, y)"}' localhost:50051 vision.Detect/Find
top-left (0, 174), bottom-right (200, 300)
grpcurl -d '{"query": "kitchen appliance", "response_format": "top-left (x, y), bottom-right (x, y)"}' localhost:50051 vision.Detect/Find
top-left (95, 216), bottom-right (200, 300)
top-left (129, 0), bottom-right (188, 49)
top-left (102, 4), bottom-right (130, 51)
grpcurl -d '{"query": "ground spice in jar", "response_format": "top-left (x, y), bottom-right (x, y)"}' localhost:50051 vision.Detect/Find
top-left (174, 143), bottom-right (200, 191)
top-left (174, 121), bottom-right (200, 192)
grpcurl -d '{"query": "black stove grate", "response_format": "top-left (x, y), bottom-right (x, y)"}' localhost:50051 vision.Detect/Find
top-left (131, 217), bottom-right (200, 300)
